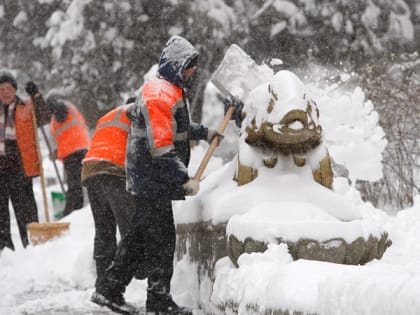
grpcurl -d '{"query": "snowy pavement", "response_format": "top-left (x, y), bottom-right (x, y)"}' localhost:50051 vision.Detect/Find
top-left (3, 289), bottom-right (119, 314)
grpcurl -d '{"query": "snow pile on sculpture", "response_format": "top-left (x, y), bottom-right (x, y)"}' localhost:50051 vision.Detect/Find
top-left (236, 70), bottom-right (333, 189)
top-left (226, 69), bottom-right (390, 266)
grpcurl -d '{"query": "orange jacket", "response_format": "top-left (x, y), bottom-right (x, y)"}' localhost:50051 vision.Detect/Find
top-left (83, 105), bottom-right (131, 167)
top-left (50, 103), bottom-right (90, 160)
top-left (15, 99), bottom-right (40, 177)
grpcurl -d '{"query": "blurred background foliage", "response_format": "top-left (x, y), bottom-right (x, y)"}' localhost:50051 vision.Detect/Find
top-left (0, 0), bottom-right (419, 210)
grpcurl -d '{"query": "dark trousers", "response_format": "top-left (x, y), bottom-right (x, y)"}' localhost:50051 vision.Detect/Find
top-left (0, 168), bottom-right (38, 250)
top-left (84, 175), bottom-right (136, 287)
top-left (63, 150), bottom-right (86, 215)
top-left (104, 196), bottom-right (176, 299)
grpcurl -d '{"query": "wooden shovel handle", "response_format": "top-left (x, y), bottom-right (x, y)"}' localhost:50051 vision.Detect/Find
top-left (39, 124), bottom-right (66, 194)
top-left (31, 93), bottom-right (66, 194)
top-left (193, 106), bottom-right (235, 181)
top-left (30, 94), bottom-right (50, 222)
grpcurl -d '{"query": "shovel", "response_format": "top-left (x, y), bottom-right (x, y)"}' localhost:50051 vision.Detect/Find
top-left (38, 122), bottom-right (67, 219)
top-left (193, 44), bottom-right (273, 181)
top-left (26, 88), bottom-right (70, 245)
top-left (39, 123), bottom-right (66, 194)
top-left (193, 102), bottom-right (236, 181)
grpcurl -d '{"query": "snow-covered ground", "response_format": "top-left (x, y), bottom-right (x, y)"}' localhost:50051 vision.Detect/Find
top-left (1, 150), bottom-right (420, 315)
top-left (175, 161), bottom-right (420, 314)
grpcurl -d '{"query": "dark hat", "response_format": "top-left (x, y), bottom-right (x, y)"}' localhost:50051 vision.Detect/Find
top-left (46, 90), bottom-right (65, 105)
top-left (45, 91), bottom-right (67, 114)
top-left (0, 70), bottom-right (17, 90)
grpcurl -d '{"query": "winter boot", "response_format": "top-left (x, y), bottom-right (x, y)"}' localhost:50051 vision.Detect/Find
top-left (91, 278), bottom-right (138, 315)
top-left (146, 293), bottom-right (192, 315)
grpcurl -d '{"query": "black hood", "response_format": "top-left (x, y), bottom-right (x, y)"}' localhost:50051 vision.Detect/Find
top-left (157, 36), bottom-right (199, 88)
top-left (46, 93), bottom-right (68, 122)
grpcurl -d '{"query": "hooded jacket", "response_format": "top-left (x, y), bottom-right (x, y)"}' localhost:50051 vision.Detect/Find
top-left (126, 36), bottom-right (208, 200)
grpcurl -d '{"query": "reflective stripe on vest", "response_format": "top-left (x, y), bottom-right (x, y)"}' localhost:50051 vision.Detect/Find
top-left (131, 126), bottom-right (188, 141)
top-left (51, 104), bottom-right (90, 160)
top-left (53, 106), bottom-right (86, 137)
top-left (96, 109), bottom-right (130, 132)
top-left (150, 145), bottom-right (175, 158)
top-left (83, 106), bottom-right (130, 167)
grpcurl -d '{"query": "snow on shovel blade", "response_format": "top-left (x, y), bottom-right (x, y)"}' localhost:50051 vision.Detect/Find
top-left (194, 45), bottom-right (273, 181)
top-left (211, 44), bottom-right (273, 101)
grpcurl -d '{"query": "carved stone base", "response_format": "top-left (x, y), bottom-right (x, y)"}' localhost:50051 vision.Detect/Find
top-left (176, 221), bottom-right (391, 314)
top-left (227, 233), bottom-right (392, 267)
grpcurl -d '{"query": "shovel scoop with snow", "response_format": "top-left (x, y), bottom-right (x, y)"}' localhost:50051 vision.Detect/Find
top-left (193, 44), bottom-right (273, 181)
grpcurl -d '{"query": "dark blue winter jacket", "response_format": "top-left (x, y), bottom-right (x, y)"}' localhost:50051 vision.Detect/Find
top-left (126, 36), bottom-right (208, 200)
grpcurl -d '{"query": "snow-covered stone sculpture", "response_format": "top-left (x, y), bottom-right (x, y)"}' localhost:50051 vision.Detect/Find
top-left (224, 70), bottom-right (390, 267)
top-left (174, 65), bottom-right (391, 314)
top-left (236, 70), bottom-right (333, 189)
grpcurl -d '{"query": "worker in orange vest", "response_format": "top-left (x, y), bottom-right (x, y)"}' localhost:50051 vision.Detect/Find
top-left (81, 99), bottom-right (138, 294)
top-left (91, 36), bottom-right (223, 315)
top-left (0, 71), bottom-right (50, 251)
top-left (46, 91), bottom-right (90, 216)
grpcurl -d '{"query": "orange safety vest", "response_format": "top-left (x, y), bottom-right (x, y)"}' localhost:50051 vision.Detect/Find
top-left (15, 99), bottom-right (40, 177)
top-left (83, 105), bottom-right (131, 167)
top-left (141, 78), bottom-right (183, 154)
top-left (50, 103), bottom-right (90, 160)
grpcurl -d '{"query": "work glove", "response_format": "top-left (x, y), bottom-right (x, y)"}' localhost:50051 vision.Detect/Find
top-left (183, 179), bottom-right (200, 196)
top-left (223, 95), bottom-right (244, 128)
top-left (25, 81), bottom-right (52, 125)
top-left (25, 81), bottom-right (39, 97)
top-left (207, 129), bottom-right (224, 144)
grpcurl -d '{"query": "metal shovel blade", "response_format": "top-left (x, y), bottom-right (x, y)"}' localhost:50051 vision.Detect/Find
top-left (211, 44), bottom-right (273, 101)
top-left (193, 45), bottom-right (273, 181)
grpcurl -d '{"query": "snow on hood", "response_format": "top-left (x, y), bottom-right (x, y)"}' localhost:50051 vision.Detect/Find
top-left (157, 35), bottom-right (199, 88)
